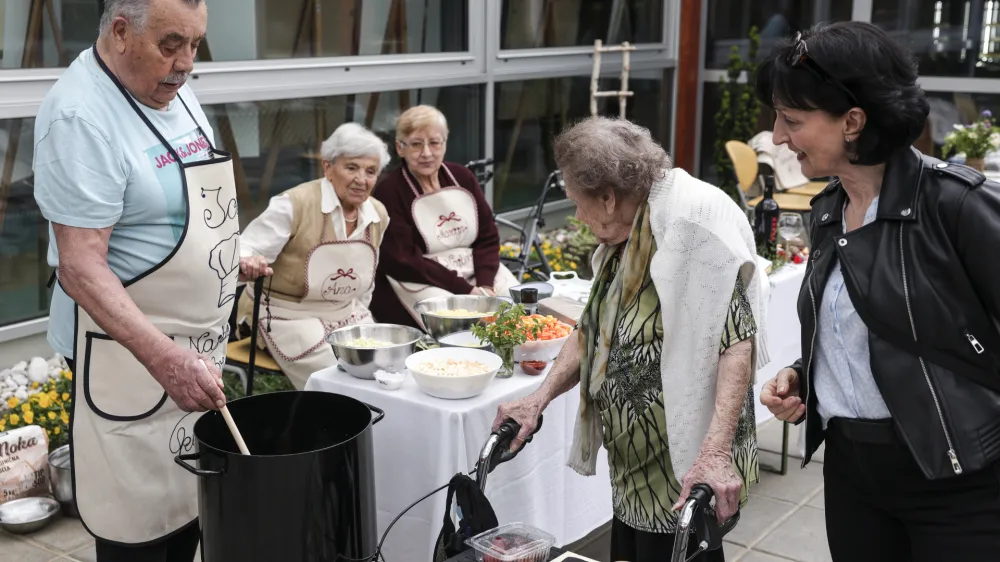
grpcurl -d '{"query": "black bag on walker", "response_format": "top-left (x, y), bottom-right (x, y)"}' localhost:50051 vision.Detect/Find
top-left (433, 473), bottom-right (499, 561)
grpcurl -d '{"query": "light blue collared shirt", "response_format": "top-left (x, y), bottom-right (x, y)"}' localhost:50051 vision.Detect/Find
top-left (813, 195), bottom-right (892, 427)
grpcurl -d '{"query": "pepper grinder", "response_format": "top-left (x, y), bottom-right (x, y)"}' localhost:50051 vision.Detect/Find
top-left (521, 287), bottom-right (539, 316)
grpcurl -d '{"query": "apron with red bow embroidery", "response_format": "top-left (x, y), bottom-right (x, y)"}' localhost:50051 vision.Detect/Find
top-left (259, 221), bottom-right (376, 388)
top-left (387, 167), bottom-right (482, 324)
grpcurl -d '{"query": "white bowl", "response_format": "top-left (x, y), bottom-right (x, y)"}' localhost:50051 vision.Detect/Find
top-left (374, 370), bottom-right (405, 391)
top-left (405, 348), bottom-right (502, 400)
top-left (515, 332), bottom-right (571, 362)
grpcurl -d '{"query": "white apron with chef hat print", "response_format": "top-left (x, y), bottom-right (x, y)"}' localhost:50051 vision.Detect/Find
top-left (387, 166), bottom-right (517, 325)
top-left (64, 46), bottom-right (240, 546)
top-left (258, 219), bottom-right (377, 389)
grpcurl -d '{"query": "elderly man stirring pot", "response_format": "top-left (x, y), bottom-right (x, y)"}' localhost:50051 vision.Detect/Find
top-left (236, 123), bottom-right (392, 389)
top-left (494, 117), bottom-right (768, 562)
top-left (32, 1), bottom-right (265, 560)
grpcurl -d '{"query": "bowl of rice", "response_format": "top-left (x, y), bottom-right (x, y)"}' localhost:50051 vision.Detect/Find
top-left (405, 347), bottom-right (503, 400)
top-left (327, 323), bottom-right (424, 380)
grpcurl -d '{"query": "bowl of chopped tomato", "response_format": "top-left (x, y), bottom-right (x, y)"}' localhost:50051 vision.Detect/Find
top-left (514, 314), bottom-right (573, 362)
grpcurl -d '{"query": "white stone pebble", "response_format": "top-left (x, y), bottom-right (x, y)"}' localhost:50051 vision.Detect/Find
top-left (0, 354), bottom-right (68, 414)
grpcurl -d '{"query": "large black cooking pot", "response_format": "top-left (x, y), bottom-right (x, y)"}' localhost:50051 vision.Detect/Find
top-left (175, 390), bottom-right (383, 562)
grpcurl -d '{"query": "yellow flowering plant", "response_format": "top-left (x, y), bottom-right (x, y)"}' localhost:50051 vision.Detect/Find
top-left (0, 368), bottom-right (73, 451)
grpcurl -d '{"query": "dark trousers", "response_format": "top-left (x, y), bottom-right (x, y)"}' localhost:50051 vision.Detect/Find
top-left (65, 358), bottom-right (202, 562)
top-left (824, 417), bottom-right (1000, 562)
top-left (95, 521), bottom-right (201, 562)
top-left (610, 517), bottom-right (726, 562)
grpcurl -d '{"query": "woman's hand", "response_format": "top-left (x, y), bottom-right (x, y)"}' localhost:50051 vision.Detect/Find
top-left (239, 255), bottom-right (273, 282)
top-left (759, 367), bottom-right (806, 422)
top-left (673, 448), bottom-right (742, 523)
top-left (493, 392), bottom-right (547, 453)
top-left (469, 286), bottom-right (496, 296)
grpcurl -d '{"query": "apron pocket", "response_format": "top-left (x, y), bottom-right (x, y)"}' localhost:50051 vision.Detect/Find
top-left (83, 332), bottom-right (169, 421)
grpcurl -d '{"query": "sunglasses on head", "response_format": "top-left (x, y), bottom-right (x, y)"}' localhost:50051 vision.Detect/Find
top-left (787, 32), bottom-right (861, 108)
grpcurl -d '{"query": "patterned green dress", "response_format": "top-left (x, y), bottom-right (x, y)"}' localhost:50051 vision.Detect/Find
top-left (590, 246), bottom-right (759, 533)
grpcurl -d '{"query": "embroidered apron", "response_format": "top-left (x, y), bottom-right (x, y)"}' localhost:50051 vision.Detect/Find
top-left (387, 167), bottom-right (517, 325)
top-left (68, 47), bottom-right (239, 545)
top-left (259, 218), bottom-right (377, 389)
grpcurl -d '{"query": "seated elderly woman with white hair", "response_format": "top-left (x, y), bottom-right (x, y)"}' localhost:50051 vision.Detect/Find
top-left (494, 117), bottom-right (770, 562)
top-left (236, 122), bottom-right (391, 389)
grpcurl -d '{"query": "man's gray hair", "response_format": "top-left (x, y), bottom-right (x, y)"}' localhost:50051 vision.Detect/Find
top-left (321, 123), bottom-right (392, 172)
top-left (553, 116), bottom-right (671, 198)
top-left (99, 0), bottom-right (204, 35)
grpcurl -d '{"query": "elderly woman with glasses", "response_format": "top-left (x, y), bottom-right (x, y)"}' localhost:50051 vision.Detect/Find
top-left (236, 123), bottom-right (391, 389)
top-left (370, 105), bottom-right (517, 328)
top-left (492, 116), bottom-right (769, 562)
top-left (756, 22), bottom-right (1000, 561)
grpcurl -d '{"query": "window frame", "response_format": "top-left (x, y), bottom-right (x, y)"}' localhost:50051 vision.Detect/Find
top-left (0, 0), bottom-right (681, 333)
top-left (692, 0), bottom-right (1000, 173)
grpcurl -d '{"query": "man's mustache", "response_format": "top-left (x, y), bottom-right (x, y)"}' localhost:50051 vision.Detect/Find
top-left (161, 72), bottom-right (189, 85)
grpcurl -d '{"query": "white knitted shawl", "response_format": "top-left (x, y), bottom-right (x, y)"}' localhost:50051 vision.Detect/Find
top-left (568, 167), bottom-right (770, 479)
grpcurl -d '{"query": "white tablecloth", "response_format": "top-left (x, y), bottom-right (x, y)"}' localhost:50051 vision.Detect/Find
top-left (753, 263), bottom-right (806, 426)
top-left (304, 366), bottom-right (613, 562)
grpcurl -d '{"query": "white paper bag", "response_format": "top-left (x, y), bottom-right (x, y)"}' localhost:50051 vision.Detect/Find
top-left (0, 425), bottom-right (51, 505)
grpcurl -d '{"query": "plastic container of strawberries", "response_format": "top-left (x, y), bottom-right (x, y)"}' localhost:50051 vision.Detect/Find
top-left (465, 523), bottom-right (556, 562)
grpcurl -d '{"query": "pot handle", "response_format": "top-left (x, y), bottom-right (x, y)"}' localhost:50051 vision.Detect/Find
top-left (365, 403), bottom-right (386, 426)
top-left (175, 452), bottom-right (224, 477)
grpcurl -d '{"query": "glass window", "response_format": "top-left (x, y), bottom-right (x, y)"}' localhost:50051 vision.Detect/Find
top-left (493, 69), bottom-right (674, 213)
top-left (923, 91), bottom-right (1000, 160)
top-left (0, 84), bottom-right (482, 328)
top-left (704, 0), bottom-right (854, 69)
top-left (204, 84), bottom-right (485, 224)
top-left (500, 0), bottom-right (663, 49)
top-left (0, 117), bottom-right (51, 326)
top-left (698, 81), bottom-right (776, 188)
top-left (872, 0), bottom-right (1000, 78)
top-left (0, 0), bottom-right (468, 69)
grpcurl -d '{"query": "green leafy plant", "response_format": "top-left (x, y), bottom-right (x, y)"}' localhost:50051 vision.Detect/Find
top-left (471, 302), bottom-right (540, 376)
top-left (942, 110), bottom-right (999, 160)
top-left (714, 26), bottom-right (762, 203)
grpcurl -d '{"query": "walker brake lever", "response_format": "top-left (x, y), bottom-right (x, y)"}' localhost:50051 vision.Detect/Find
top-left (475, 416), bottom-right (544, 491)
top-left (670, 484), bottom-right (740, 562)
top-left (493, 415), bottom-right (544, 468)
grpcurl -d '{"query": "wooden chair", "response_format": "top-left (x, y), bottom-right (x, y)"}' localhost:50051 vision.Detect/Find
top-left (223, 277), bottom-right (284, 395)
top-left (724, 140), bottom-right (814, 212)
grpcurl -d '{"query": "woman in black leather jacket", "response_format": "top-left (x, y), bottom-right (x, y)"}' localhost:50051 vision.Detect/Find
top-left (756, 21), bottom-right (1000, 562)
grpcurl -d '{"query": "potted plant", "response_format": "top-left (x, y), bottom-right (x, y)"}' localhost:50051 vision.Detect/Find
top-left (714, 26), bottom-right (762, 203)
top-left (471, 302), bottom-right (540, 378)
top-left (942, 110), bottom-right (999, 172)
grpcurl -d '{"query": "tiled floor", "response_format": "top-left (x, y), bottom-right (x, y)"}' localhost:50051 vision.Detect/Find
top-left (1, 419), bottom-right (828, 562)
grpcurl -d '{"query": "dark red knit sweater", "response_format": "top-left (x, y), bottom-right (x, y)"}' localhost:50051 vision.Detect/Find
top-left (369, 162), bottom-right (501, 327)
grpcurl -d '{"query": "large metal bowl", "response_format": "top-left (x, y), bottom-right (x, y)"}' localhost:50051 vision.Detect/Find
top-left (415, 295), bottom-right (512, 340)
top-left (327, 323), bottom-right (424, 380)
top-left (0, 497), bottom-right (61, 534)
top-left (48, 445), bottom-right (77, 517)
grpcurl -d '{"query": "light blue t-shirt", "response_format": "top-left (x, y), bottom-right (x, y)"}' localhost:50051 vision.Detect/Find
top-left (33, 47), bottom-right (215, 359)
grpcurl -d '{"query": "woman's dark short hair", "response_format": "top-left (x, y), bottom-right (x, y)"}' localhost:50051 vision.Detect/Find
top-left (754, 21), bottom-right (930, 166)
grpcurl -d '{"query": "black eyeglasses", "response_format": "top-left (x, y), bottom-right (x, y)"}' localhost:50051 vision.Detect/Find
top-left (787, 32), bottom-right (860, 108)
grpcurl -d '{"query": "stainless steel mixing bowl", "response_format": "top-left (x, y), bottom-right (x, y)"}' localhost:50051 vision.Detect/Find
top-left (327, 324), bottom-right (424, 379)
top-left (0, 497), bottom-right (61, 534)
top-left (48, 445), bottom-right (76, 517)
top-left (414, 295), bottom-right (512, 340)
